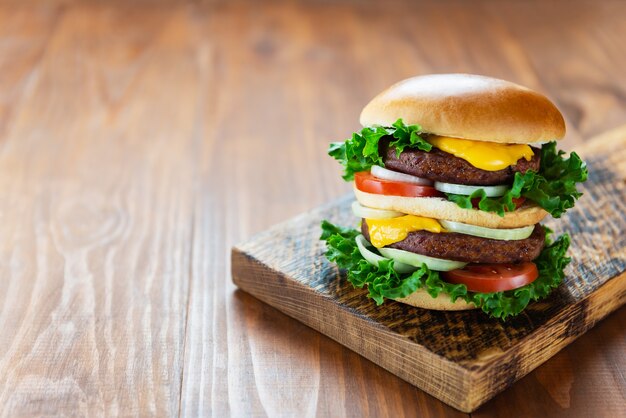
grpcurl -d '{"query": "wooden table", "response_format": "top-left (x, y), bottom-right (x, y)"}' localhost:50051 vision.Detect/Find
top-left (1, 1), bottom-right (624, 416)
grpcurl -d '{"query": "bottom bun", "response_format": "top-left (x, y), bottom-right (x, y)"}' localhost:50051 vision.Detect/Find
top-left (394, 289), bottom-right (476, 311)
top-left (354, 186), bottom-right (547, 228)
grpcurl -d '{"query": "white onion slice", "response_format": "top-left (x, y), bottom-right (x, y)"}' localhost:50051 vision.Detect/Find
top-left (440, 220), bottom-right (534, 241)
top-left (351, 201), bottom-right (404, 219)
top-left (355, 235), bottom-right (416, 274)
top-left (378, 247), bottom-right (467, 271)
top-left (371, 165), bottom-right (433, 185)
top-left (434, 181), bottom-right (509, 197)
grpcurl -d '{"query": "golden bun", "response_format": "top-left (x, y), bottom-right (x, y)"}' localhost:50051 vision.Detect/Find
top-left (394, 289), bottom-right (476, 310)
top-left (354, 186), bottom-right (548, 228)
top-left (360, 74), bottom-right (565, 144)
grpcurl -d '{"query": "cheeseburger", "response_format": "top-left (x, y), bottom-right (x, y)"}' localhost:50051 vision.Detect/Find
top-left (321, 74), bottom-right (587, 319)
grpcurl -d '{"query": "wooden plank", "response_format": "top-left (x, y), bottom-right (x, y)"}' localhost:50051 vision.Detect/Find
top-left (475, 307), bottom-right (626, 417)
top-left (0, 6), bottom-right (59, 137)
top-left (231, 129), bottom-right (626, 412)
top-left (482, 1), bottom-right (626, 141)
top-left (0, 5), bottom-right (199, 416)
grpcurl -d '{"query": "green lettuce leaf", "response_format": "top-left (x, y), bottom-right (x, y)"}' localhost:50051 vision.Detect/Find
top-left (320, 220), bottom-right (570, 319)
top-left (328, 119), bottom-right (431, 181)
top-left (446, 142), bottom-right (587, 218)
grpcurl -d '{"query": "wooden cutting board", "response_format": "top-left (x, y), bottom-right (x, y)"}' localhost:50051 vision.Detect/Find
top-left (231, 127), bottom-right (626, 413)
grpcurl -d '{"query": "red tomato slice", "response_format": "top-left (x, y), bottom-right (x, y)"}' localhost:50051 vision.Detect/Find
top-left (511, 197), bottom-right (526, 208)
top-left (354, 171), bottom-right (443, 198)
top-left (442, 262), bottom-right (539, 293)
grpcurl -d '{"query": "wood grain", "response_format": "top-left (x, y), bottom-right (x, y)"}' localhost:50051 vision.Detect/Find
top-left (0, 4), bottom-right (197, 416)
top-left (0, 0), bottom-right (625, 417)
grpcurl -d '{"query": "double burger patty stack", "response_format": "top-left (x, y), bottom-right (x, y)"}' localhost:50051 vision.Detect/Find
top-left (321, 74), bottom-right (588, 319)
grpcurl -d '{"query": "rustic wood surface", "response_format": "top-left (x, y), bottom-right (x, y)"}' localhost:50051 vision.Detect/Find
top-left (232, 129), bottom-right (626, 412)
top-left (0, 0), bottom-right (625, 417)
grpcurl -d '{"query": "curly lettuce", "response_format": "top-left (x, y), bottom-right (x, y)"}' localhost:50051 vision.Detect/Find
top-left (328, 119), bottom-right (431, 181)
top-left (445, 142), bottom-right (587, 217)
top-left (320, 220), bottom-right (570, 320)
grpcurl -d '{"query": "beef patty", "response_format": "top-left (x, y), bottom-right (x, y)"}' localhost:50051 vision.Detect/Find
top-left (361, 220), bottom-right (545, 264)
top-left (380, 139), bottom-right (541, 186)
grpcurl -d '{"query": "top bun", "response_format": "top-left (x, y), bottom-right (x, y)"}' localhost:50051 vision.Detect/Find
top-left (360, 74), bottom-right (565, 144)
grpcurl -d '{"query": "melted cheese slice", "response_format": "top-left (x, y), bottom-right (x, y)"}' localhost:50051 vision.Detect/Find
top-left (366, 215), bottom-right (444, 248)
top-left (428, 136), bottom-right (534, 171)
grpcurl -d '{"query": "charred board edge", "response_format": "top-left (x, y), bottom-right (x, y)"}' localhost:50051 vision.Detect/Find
top-left (466, 272), bottom-right (626, 409)
top-left (231, 248), bottom-right (475, 412)
top-left (230, 126), bottom-right (626, 413)
top-left (232, 245), bottom-right (626, 412)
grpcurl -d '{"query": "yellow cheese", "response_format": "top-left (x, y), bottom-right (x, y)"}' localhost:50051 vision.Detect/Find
top-left (428, 136), bottom-right (534, 171)
top-left (366, 215), bottom-right (444, 248)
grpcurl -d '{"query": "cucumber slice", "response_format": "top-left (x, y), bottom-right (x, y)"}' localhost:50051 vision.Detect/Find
top-left (378, 247), bottom-right (467, 271)
top-left (355, 235), bottom-right (416, 274)
top-left (434, 181), bottom-right (509, 197)
top-left (440, 220), bottom-right (534, 240)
